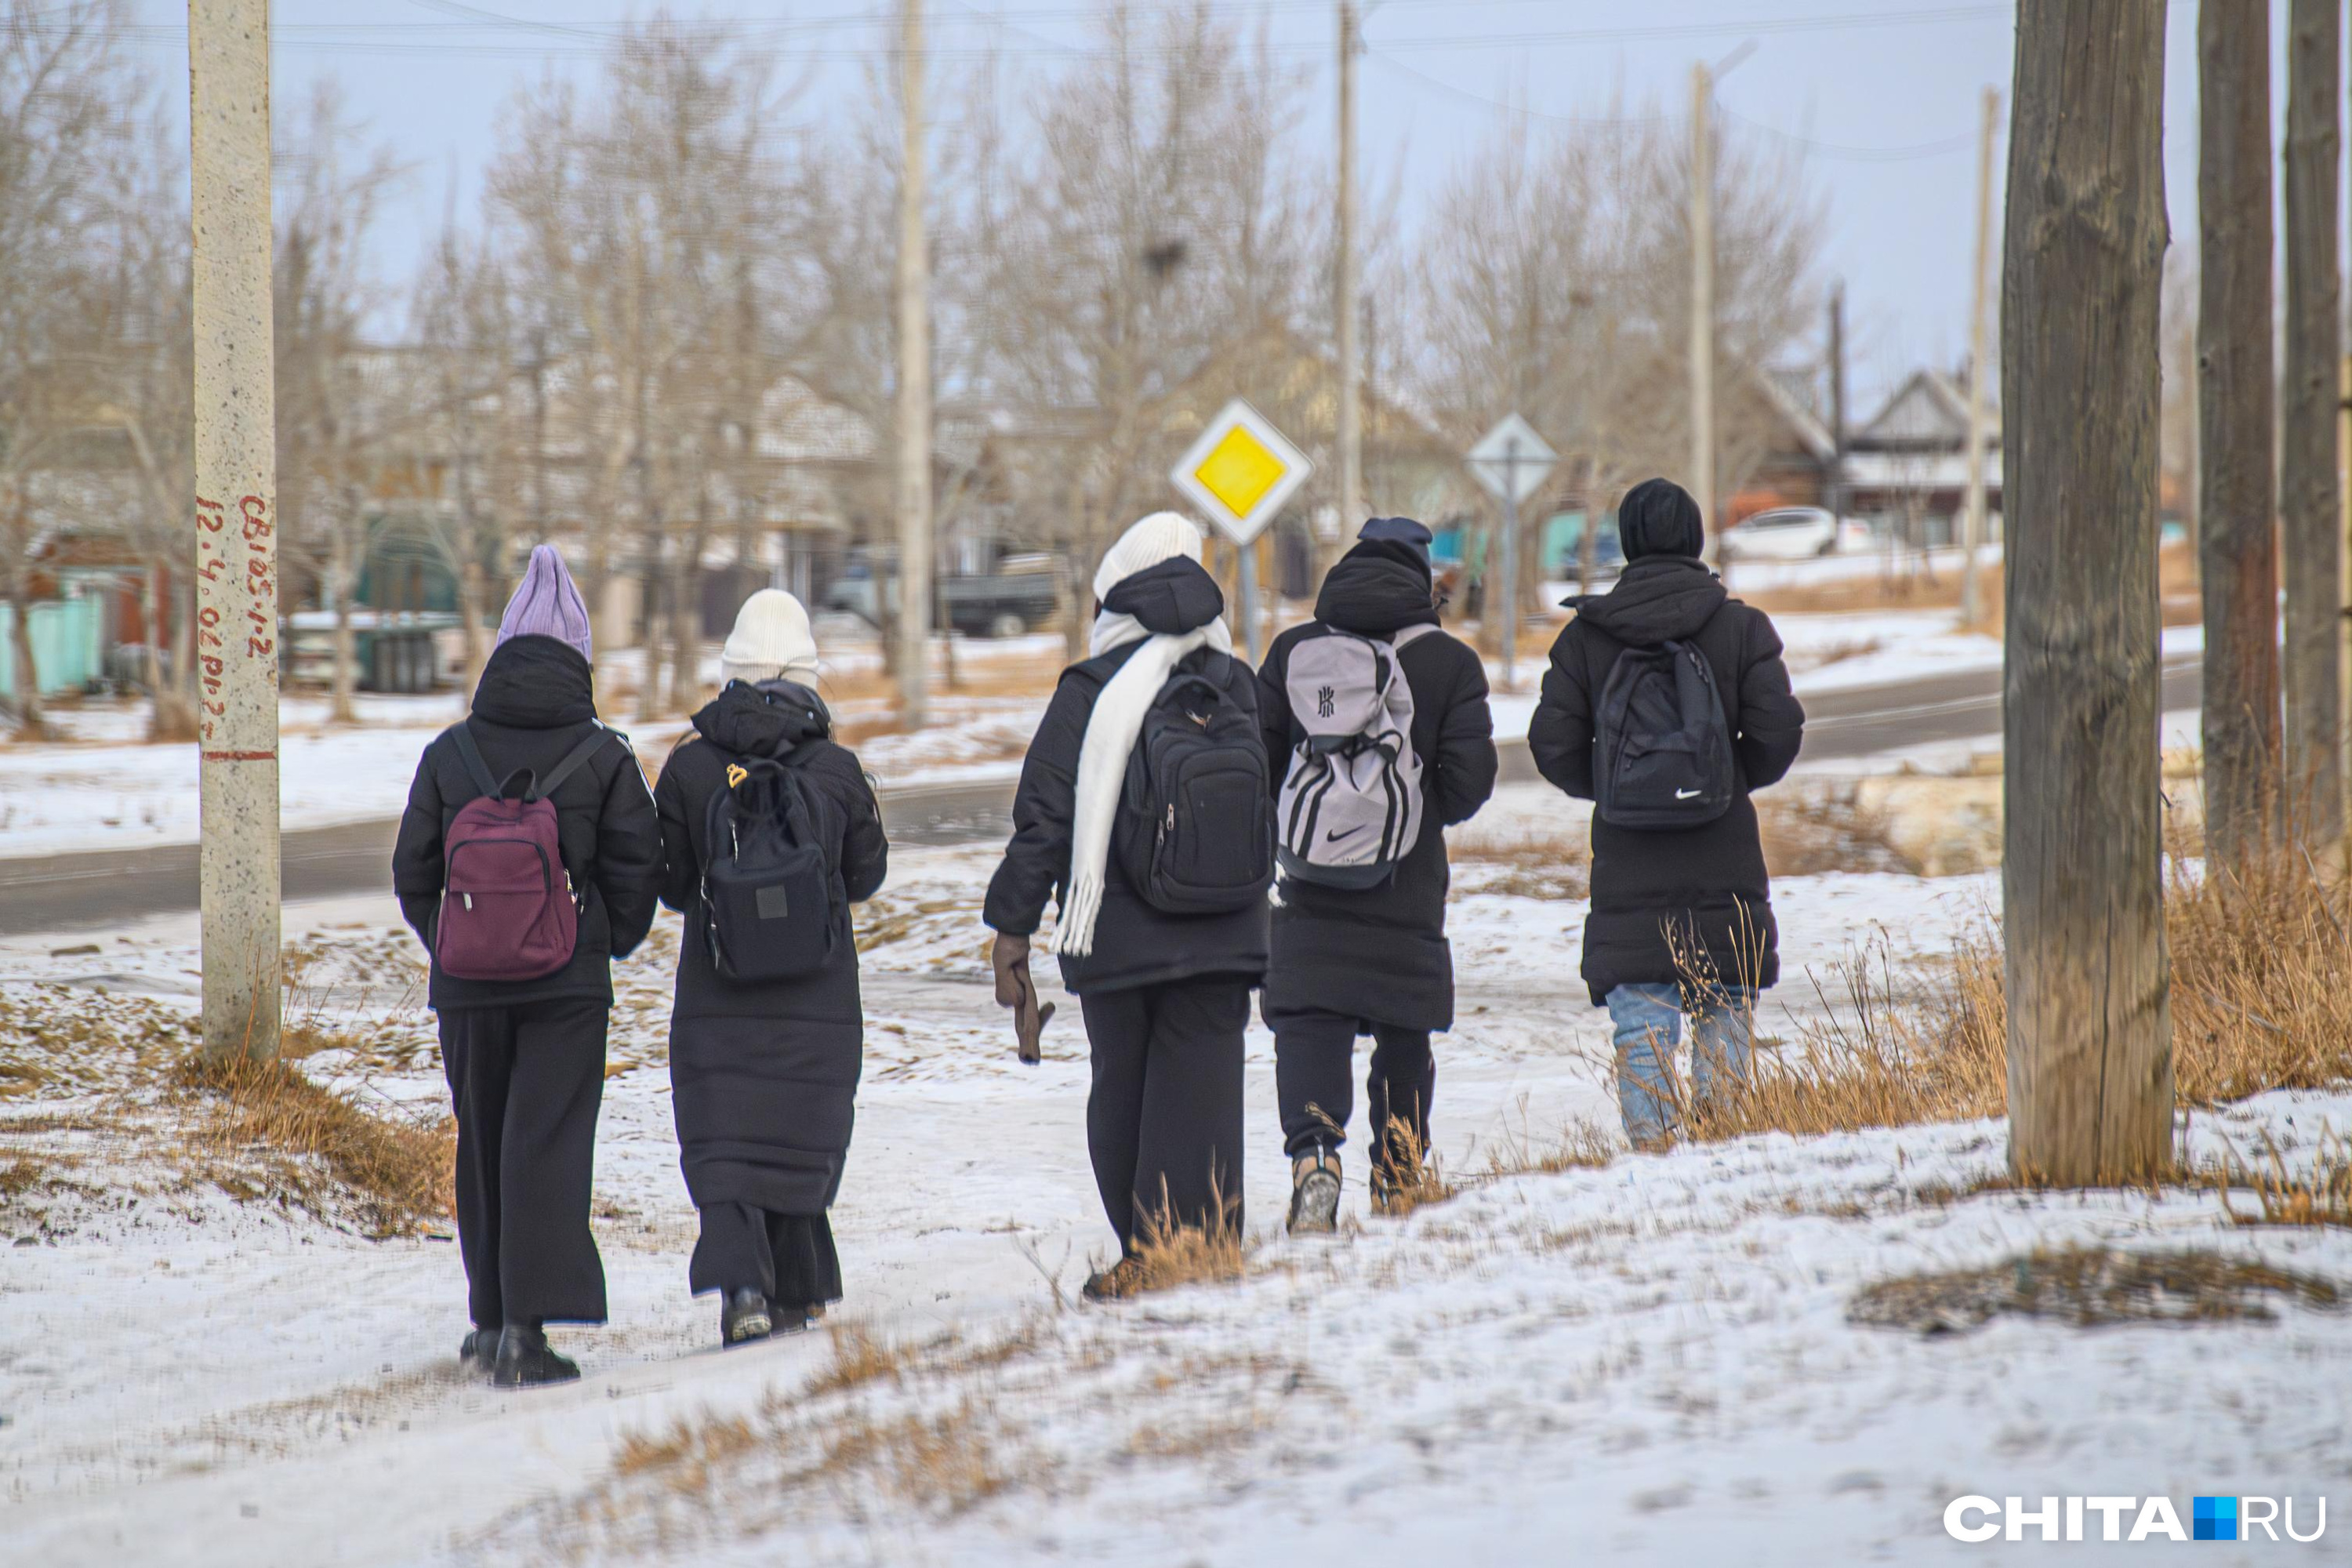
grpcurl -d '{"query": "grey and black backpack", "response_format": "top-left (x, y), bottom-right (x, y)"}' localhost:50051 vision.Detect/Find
top-left (1274, 622), bottom-right (1436, 889)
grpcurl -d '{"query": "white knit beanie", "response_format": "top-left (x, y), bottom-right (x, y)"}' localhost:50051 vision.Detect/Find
top-left (1093, 511), bottom-right (1204, 601)
top-left (719, 588), bottom-right (822, 687)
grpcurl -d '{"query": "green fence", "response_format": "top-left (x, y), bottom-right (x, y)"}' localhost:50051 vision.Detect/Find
top-left (0, 596), bottom-right (103, 699)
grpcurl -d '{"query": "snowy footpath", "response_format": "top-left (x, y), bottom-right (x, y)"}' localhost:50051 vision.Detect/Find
top-left (3, 783), bottom-right (2349, 1563)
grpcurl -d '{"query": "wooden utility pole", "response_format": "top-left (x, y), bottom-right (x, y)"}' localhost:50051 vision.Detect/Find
top-left (1689, 63), bottom-right (1715, 554)
top-left (1334, 0), bottom-right (1362, 577)
top-left (1959, 86), bottom-right (1999, 630)
top-left (1825, 281), bottom-right (1846, 521)
top-left (2281, 0), bottom-right (2340, 843)
top-left (189, 0), bottom-right (282, 1062)
top-left (894, 0), bottom-right (932, 731)
top-left (2002, 0), bottom-right (2172, 1185)
top-left (2198, 0), bottom-right (2280, 869)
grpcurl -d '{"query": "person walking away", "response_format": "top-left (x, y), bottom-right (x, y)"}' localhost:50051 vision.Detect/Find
top-left (1526, 479), bottom-right (1804, 1145)
top-left (984, 513), bottom-right (1272, 1299)
top-left (654, 590), bottom-right (888, 1348)
top-left (1256, 518), bottom-right (1497, 1229)
top-left (391, 544), bottom-right (662, 1386)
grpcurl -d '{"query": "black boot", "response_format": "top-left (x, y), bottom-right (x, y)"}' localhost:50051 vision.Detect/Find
top-left (764, 1299), bottom-right (818, 1336)
top-left (1287, 1144), bottom-right (1341, 1235)
top-left (492, 1324), bottom-right (580, 1388)
top-left (458, 1327), bottom-right (499, 1374)
top-left (720, 1287), bottom-right (773, 1347)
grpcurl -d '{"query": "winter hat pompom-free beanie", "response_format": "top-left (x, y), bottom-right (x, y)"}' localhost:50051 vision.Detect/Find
top-left (1092, 511), bottom-right (1205, 601)
top-left (495, 543), bottom-right (594, 661)
top-left (720, 588), bottom-right (822, 688)
top-left (1617, 477), bottom-right (1705, 561)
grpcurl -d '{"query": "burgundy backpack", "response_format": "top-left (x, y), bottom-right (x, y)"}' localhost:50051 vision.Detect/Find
top-left (434, 720), bottom-right (618, 982)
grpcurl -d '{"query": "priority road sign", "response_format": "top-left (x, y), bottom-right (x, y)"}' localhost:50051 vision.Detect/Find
top-left (1171, 399), bottom-right (1312, 546)
top-left (1465, 412), bottom-right (1557, 504)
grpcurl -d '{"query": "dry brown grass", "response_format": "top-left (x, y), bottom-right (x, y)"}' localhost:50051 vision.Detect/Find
top-left (1758, 787), bottom-right (1917, 877)
top-left (1447, 829), bottom-right (1590, 901)
top-left (1482, 1112), bottom-right (1618, 1179)
top-left (176, 1054), bottom-right (455, 1236)
top-left (802, 1322), bottom-right (920, 1398)
top-left (1371, 1116), bottom-right (1457, 1218)
top-left (1092, 1181), bottom-right (1252, 1299)
top-left (1848, 1244), bottom-right (2343, 1334)
top-left (2165, 838), bottom-right (2352, 1102)
top-left (2209, 1128), bottom-right (2352, 1230)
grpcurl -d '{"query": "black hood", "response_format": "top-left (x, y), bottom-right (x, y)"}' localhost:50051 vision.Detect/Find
top-left (1618, 477), bottom-right (1705, 561)
top-left (1102, 555), bottom-right (1225, 635)
top-left (471, 635), bottom-right (597, 728)
top-left (691, 678), bottom-right (833, 759)
top-left (1315, 539), bottom-right (1438, 636)
top-left (1570, 555), bottom-right (1727, 646)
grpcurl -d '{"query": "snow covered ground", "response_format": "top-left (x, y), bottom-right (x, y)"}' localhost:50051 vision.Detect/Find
top-left (5, 793), bottom-right (2347, 1564)
top-left (0, 608), bottom-right (2073, 862)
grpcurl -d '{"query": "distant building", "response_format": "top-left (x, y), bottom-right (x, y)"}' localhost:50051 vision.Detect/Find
top-left (1838, 368), bottom-right (2002, 543)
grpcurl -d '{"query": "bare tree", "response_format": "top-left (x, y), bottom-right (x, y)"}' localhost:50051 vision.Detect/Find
top-left (2002, 0), bottom-right (2172, 1185)
top-left (2280, 0), bottom-right (2339, 842)
top-left (2198, 0), bottom-right (2279, 867)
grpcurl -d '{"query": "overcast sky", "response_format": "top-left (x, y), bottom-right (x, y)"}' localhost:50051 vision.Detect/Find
top-left (114, 2), bottom-right (2296, 413)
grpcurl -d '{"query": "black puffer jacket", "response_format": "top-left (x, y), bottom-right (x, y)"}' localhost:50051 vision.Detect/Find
top-left (984, 557), bottom-right (1271, 994)
top-left (1255, 539), bottom-right (1497, 1031)
top-left (1527, 555), bottom-right (1805, 1003)
top-left (391, 636), bottom-right (663, 1011)
top-left (655, 681), bottom-right (888, 1214)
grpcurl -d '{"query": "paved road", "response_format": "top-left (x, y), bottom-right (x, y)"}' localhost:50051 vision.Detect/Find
top-left (0, 656), bottom-right (2201, 937)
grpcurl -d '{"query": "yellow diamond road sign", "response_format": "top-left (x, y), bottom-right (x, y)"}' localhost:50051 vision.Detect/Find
top-left (1171, 399), bottom-right (1312, 546)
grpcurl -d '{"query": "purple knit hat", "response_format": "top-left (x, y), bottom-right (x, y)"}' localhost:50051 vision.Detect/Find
top-left (495, 544), bottom-right (593, 661)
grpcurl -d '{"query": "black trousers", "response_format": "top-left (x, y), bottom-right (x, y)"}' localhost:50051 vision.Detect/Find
top-left (1076, 975), bottom-right (1250, 1254)
top-left (1267, 1005), bottom-right (1435, 1171)
top-left (438, 996), bottom-right (610, 1329)
top-left (689, 1204), bottom-right (844, 1307)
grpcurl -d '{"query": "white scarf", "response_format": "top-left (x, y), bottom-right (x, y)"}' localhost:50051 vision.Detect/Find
top-left (1054, 607), bottom-right (1236, 958)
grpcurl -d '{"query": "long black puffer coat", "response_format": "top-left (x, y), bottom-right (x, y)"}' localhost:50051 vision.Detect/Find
top-left (391, 634), bottom-right (663, 1011)
top-left (1254, 539), bottom-right (1497, 1032)
top-left (1526, 555), bottom-right (1806, 1003)
top-left (655, 680), bottom-right (889, 1215)
top-left (983, 556), bottom-right (1271, 994)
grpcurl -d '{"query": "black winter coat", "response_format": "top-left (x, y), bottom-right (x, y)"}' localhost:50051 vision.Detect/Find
top-left (1527, 556), bottom-right (1805, 1003)
top-left (655, 681), bottom-right (888, 1215)
top-left (392, 636), bottom-right (663, 1011)
top-left (984, 557), bottom-right (1271, 994)
top-left (1255, 541), bottom-right (1497, 1031)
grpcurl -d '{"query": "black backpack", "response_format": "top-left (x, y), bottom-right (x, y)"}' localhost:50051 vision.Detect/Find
top-left (1113, 659), bottom-right (1275, 914)
top-left (1592, 638), bottom-right (1736, 829)
top-left (697, 751), bottom-right (838, 982)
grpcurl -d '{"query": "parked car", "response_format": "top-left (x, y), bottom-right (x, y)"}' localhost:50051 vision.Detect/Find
top-left (823, 554), bottom-right (1062, 638)
top-left (1719, 506), bottom-right (1871, 561)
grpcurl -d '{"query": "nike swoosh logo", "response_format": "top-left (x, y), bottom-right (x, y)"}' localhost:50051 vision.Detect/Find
top-left (1323, 825), bottom-right (1368, 844)
top-left (1674, 788), bottom-right (1703, 800)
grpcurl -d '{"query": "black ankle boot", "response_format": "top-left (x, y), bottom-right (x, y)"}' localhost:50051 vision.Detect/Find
top-left (492, 1324), bottom-right (580, 1387)
top-left (720, 1288), bottom-right (773, 1347)
top-left (459, 1327), bottom-right (499, 1374)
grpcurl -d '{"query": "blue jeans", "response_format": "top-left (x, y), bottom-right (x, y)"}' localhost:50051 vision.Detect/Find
top-left (1603, 982), bottom-right (1756, 1145)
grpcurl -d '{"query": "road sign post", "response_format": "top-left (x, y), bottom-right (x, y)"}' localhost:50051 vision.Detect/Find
top-left (1171, 400), bottom-right (1313, 664)
top-left (1465, 414), bottom-right (1558, 691)
top-left (189, 0), bottom-right (281, 1063)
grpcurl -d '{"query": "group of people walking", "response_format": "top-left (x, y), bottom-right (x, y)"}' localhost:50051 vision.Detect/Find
top-left (392, 477), bottom-right (1802, 1384)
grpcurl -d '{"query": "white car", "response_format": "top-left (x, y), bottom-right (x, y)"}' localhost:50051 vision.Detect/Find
top-left (1720, 506), bottom-right (1871, 561)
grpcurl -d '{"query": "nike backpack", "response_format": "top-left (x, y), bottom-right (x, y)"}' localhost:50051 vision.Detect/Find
top-left (1274, 622), bottom-right (1436, 888)
top-left (435, 720), bottom-right (618, 982)
top-left (1112, 657), bottom-right (1276, 914)
top-left (1591, 638), bottom-right (1736, 829)
top-left (699, 752), bottom-right (839, 982)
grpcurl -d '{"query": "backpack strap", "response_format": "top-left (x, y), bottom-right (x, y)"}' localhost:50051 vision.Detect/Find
top-left (1389, 622), bottom-right (1440, 650)
top-left (449, 722), bottom-right (504, 800)
top-left (528, 723), bottom-right (622, 803)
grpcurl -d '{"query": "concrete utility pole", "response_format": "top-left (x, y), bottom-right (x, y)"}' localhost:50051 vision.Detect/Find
top-left (1960, 86), bottom-right (1999, 630)
top-left (1826, 281), bottom-right (1846, 520)
top-left (2281, 0), bottom-right (2340, 843)
top-left (1689, 63), bottom-right (1715, 554)
top-left (894, 0), bottom-right (933, 731)
top-left (1334, 0), bottom-right (1362, 575)
top-left (188, 0), bottom-right (281, 1063)
top-left (2002, 0), bottom-right (2172, 1185)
